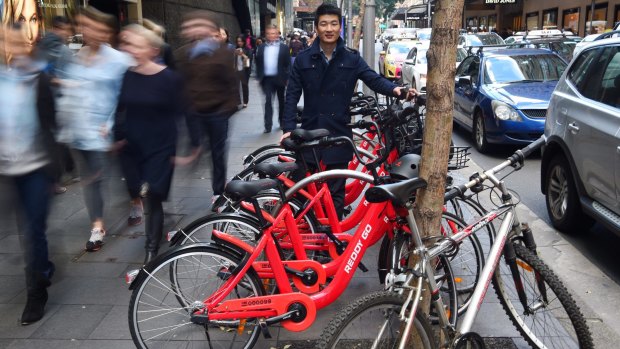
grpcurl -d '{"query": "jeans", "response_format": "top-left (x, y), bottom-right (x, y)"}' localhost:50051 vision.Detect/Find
top-left (261, 76), bottom-right (285, 130)
top-left (74, 150), bottom-right (106, 221)
top-left (237, 69), bottom-right (250, 105)
top-left (13, 170), bottom-right (55, 287)
top-left (187, 113), bottom-right (230, 195)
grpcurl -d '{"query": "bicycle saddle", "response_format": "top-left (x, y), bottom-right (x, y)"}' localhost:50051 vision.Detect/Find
top-left (254, 162), bottom-right (299, 178)
top-left (224, 179), bottom-right (279, 200)
top-left (290, 128), bottom-right (330, 142)
top-left (365, 177), bottom-right (427, 206)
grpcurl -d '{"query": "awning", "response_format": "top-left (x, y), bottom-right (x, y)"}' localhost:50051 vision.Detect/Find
top-left (391, 6), bottom-right (427, 21)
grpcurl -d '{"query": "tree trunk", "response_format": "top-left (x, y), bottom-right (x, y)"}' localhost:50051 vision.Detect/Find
top-left (407, 0), bottom-right (464, 345)
top-left (352, 0), bottom-right (366, 50)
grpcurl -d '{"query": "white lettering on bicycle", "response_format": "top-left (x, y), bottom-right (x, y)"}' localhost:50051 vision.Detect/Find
top-left (345, 224), bottom-right (372, 274)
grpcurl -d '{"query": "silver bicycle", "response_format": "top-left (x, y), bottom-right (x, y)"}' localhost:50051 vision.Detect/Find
top-left (318, 137), bottom-right (593, 349)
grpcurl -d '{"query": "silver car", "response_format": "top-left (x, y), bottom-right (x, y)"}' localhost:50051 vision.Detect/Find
top-left (542, 37), bottom-right (620, 235)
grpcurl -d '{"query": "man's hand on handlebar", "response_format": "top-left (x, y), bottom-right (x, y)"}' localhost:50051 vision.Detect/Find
top-left (393, 87), bottom-right (419, 101)
top-left (280, 132), bottom-right (291, 143)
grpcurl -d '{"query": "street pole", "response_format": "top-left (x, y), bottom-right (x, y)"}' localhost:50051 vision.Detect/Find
top-left (589, 0), bottom-right (596, 34)
top-left (285, 0), bottom-right (294, 34)
top-left (347, 0), bottom-right (353, 46)
top-left (427, 0), bottom-right (432, 28)
top-left (363, 0), bottom-right (376, 93)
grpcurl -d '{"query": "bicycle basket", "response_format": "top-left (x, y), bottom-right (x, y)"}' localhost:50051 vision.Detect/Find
top-left (447, 146), bottom-right (471, 170)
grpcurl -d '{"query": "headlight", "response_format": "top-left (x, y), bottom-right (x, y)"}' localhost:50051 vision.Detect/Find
top-left (492, 101), bottom-right (522, 122)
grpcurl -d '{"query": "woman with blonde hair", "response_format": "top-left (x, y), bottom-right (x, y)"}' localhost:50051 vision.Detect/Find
top-left (141, 18), bottom-right (175, 69)
top-left (2, 0), bottom-right (43, 63)
top-left (116, 24), bottom-right (183, 264)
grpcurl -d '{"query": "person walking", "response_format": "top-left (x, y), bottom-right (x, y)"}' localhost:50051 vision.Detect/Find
top-left (235, 35), bottom-right (251, 108)
top-left (116, 24), bottom-right (183, 264)
top-left (289, 33), bottom-right (304, 64)
top-left (255, 24), bottom-right (290, 133)
top-left (141, 18), bottom-right (175, 69)
top-left (281, 4), bottom-right (415, 218)
top-left (0, 24), bottom-right (57, 325)
top-left (54, 7), bottom-right (133, 252)
top-left (175, 10), bottom-right (238, 205)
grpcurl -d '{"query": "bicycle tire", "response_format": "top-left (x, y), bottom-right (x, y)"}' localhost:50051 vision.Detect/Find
top-left (128, 244), bottom-right (265, 349)
top-left (173, 214), bottom-right (261, 246)
top-left (242, 144), bottom-right (284, 165)
top-left (317, 290), bottom-right (436, 349)
top-left (493, 243), bottom-right (593, 349)
top-left (387, 232), bottom-right (458, 326)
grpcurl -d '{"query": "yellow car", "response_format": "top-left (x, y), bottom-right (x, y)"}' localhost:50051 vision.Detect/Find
top-left (378, 39), bottom-right (418, 80)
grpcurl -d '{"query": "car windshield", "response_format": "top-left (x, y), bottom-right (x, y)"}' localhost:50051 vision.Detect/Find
top-left (416, 49), bottom-right (428, 64)
top-left (468, 34), bottom-right (504, 46)
top-left (389, 43), bottom-right (414, 54)
top-left (417, 32), bottom-right (431, 40)
top-left (484, 54), bottom-right (567, 84)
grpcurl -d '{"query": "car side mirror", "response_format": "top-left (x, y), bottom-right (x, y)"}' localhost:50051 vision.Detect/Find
top-left (458, 76), bottom-right (472, 87)
top-left (379, 51), bottom-right (386, 56)
top-left (404, 58), bottom-right (414, 65)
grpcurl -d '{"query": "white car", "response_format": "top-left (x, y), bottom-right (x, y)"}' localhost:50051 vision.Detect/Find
top-left (402, 45), bottom-right (467, 93)
top-left (573, 34), bottom-right (601, 56)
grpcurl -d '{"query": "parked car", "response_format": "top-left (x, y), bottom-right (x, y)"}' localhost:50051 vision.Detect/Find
top-left (402, 45), bottom-right (466, 93)
top-left (458, 32), bottom-right (505, 47)
top-left (541, 37), bottom-right (620, 236)
top-left (416, 28), bottom-right (432, 41)
top-left (573, 34), bottom-right (601, 56)
top-left (453, 48), bottom-right (567, 152)
top-left (378, 39), bottom-right (418, 80)
top-left (510, 37), bottom-right (576, 63)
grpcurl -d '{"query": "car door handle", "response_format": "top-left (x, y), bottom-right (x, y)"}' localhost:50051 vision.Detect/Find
top-left (560, 107), bottom-right (568, 115)
top-left (568, 122), bottom-right (579, 133)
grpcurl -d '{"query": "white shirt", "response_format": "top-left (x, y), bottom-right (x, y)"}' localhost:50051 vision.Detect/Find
top-left (264, 43), bottom-right (280, 77)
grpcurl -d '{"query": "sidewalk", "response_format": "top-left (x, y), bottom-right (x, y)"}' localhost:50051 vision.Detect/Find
top-left (0, 78), bottom-right (616, 349)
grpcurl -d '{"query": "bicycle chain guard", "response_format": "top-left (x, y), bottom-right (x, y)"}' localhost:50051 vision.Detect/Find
top-left (253, 260), bottom-right (327, 294)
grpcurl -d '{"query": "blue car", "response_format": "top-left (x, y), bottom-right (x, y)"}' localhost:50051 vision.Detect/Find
top-left (453, 48), bottom-right (567, 152)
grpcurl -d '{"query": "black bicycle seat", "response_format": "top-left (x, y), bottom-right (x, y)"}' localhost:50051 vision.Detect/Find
top-left (290, 128), bottom-right (330, 142)
top-left (224, 179), bottom-right (279, 200)
top-left (254, 162), bottom-right (299, 178)
top-left (365, 177), bottom-right (427, 206)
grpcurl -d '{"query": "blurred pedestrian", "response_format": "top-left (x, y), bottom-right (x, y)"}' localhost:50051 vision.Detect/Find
top-left (289, 33), bottom-right (304, 64)
top-left (54, 7), bottom-right (133, 252)
top-left (175, 10), bottom-right (238, 204)
top-left (244, 28), bottom-right (255, 51)
top-left (255, 36), bottom-right (264, 47)
top-left (36, 16), bottom-right (78, 195)
top-left (235, 35), bottom-right (251, 108)
top-left (255, 24), bottom-right (290, 133)
top-left (218, 27), bottom-right (235, 50)
top-left (306, 32), bottom-right (317, 46)
top-left (116, 24), bottom-right (183, 264)
top-left (0, 24), bottom-right (57, 326)
top-left (142, 18), bottom-right (175, 69)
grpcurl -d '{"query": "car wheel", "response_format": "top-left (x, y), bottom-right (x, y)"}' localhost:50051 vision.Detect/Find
top-left (545, 155), bottom-right (593, 233)
top-left (473, 111), bottom-right (489, 153)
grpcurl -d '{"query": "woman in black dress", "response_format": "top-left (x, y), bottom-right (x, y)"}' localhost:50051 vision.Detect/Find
top-left (115, 24), bottom-right (183, 264)
top-left (235, 35), bottom-right (252, 108)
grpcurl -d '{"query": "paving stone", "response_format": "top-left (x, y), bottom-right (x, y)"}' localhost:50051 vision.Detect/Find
top-left (0, 255), bottom-right (24, 277)
top-left (0, 277), bottom-right (25, 303)
top-left (43, 277), bottom-right (131, 306)
top-left (5, 339), bottom-right (82, 349)
top-left (30, 305), bottom-right (112, 340)
top-left (76, 340), bottom-right (136, 349)
top-left (88, 306), bottom-right (131, 340)
top-left (0, 303), bottom-right (61, 339)
top-left (0, 339), bottom-right (14, 349)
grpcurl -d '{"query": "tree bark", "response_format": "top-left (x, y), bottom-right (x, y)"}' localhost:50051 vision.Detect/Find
top-left (407, 0), bottom-right (464, 345)
top-left (352, 0), bottom-right (366, 50)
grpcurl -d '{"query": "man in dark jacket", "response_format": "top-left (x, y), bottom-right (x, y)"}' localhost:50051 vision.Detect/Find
top-left (281, 4), bottom-right (414, 217)
top-left (255, 25), bottom-right (291, 133)
top-left (175, 11), bottom-right (239, 202)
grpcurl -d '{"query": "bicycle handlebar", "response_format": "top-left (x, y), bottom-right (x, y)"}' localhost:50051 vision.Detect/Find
top-left (444, 136), bottom-right (545, 201)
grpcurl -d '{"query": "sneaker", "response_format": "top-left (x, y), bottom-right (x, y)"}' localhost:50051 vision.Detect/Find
top-left (85, 228), bottom-right (105, 252)
top-left (128, 204), bottom-right (143, 226)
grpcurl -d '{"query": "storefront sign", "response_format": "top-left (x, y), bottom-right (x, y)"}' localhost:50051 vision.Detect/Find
top-left (484, 0), bottom-right (516, 4)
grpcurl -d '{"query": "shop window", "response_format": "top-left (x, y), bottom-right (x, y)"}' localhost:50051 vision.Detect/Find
top-left (488, 15), bottom-right (497, 31)
top-left (480, 16), bottom-right (487, 31)
top-left (542, 8), bottom-right (558, 28)
top-left (586, 2), bottom-right (608, 34)
top-left (562, 8), bottom-right (580, 34)
top-left (526, 12), bottom-right (539, 31)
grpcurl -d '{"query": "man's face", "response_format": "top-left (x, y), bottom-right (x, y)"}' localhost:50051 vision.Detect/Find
top-left (53, 24), bottom-right (72, 42)
top-left (79, 15), bottom-right (112, 47)
top-left (181, 18), bottom-right (217, 42)
top-left (265, 28), bottom-right (279, 43)
top-left (316, 14), bottom-right (340, 45)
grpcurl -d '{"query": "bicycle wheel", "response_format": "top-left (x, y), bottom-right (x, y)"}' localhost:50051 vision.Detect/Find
top-left (128, 244), bottom-right (265, 349)
top-left (173, 214), bottom-right (261, 246)
top-left (439, 212), bottom-right (484, 307)
top-left (386, 232), bottom-right (458, 326)
top-left (493, 243), bottom-right (593, 349)
top-left (317, 291), bottom-right (436, 349)
top-left (242, 144), bottom-right (284, 166)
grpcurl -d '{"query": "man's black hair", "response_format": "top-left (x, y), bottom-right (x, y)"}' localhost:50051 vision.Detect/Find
top-left (52, 16), bottom-right (71, 29)
top-left (314, 3), bottom-right (342, 26)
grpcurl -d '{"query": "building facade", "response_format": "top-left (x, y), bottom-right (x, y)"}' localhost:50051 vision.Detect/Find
top-left (464, 0), bottom-right (620, 37)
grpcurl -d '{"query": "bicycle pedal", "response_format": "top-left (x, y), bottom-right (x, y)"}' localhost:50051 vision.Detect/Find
top-left (258, 318), bottom-right (272, 339)
top-left (358, 262), bottom-right (369, 272)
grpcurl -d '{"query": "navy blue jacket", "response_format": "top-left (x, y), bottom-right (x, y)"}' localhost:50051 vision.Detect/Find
top-left (283, 38), bottom-right (397, 164)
